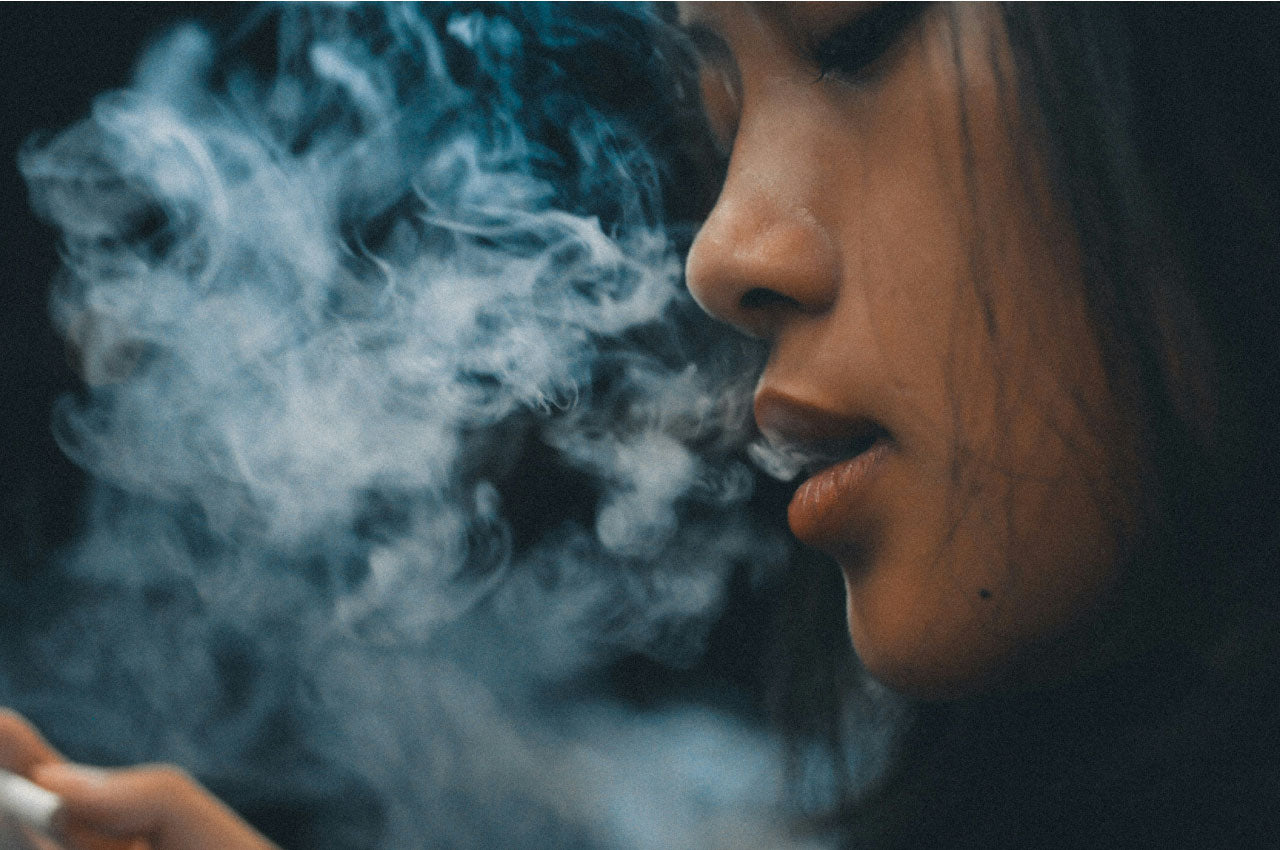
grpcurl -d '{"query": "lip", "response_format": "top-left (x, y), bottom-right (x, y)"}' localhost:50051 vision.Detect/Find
top-left (753, 387), bottom-right (893, 549)
top-left (786, 439), bottom-right (892, 548)
top-left (753, 389), bottom-right (881, 448)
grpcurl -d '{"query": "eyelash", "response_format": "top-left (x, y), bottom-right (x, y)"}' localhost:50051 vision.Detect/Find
top-left (809, 2), bottom-right (927, 83)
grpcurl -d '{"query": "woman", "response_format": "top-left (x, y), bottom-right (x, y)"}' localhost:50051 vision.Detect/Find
top-left (4, 3), bottom-right (1279, 847)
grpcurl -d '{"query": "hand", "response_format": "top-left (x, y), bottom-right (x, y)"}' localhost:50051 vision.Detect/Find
top-left (0, 709), bottom-right (280, 850)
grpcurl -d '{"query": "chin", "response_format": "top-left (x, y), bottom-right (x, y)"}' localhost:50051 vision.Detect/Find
top-left (846, 604), bottom-right (1014, 702)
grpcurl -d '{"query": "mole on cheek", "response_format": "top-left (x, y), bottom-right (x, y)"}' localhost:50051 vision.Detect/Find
top-left (978, 588), bottom-right (992, 600)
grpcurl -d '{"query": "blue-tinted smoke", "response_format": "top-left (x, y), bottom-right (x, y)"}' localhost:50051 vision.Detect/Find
top-left (9, 4), bottom-right (882, 847)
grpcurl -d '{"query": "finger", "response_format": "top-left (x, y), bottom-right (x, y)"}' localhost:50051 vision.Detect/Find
top-left (33, 764), bottom-right (278, 850)
top-left (56, 818), bottom-right (144, 850)
top-left (0, 716), bottom-right (134, 850)
top-left (0, 711), bottom-right (65, 775)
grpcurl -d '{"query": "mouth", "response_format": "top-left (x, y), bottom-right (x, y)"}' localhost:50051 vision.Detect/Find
top-left (747, 425), bottom-right (887, 483)
top-left (750, 389), bottom-right (894, 548)
top-left (784, 435), bottom-right (892, 548)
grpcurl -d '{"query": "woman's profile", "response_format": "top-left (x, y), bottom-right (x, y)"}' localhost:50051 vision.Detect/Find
top-left (2, 3), bottom-right (1278, 848)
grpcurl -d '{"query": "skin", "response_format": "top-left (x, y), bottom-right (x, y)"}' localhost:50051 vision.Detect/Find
top-left (0, 710), bottom-right (275, 850)
top-left (680, 2), bottom-right (1137, 698)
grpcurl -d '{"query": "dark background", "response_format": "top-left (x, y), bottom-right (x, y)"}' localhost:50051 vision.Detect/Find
top-left (0, 4), bottom-right (251, 580)
top-left (0, 8), bottom-right (328, 842)
top-left (0, 8), bottom-right (783, 846)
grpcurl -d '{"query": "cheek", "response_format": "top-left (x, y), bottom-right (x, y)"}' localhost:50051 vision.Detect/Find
top-left (846, 198), bottom-right (1128, 695)
top-left (830, 8), bottom-right (1133, 697)
top-left (846, 409), bottom-right (1126, 698)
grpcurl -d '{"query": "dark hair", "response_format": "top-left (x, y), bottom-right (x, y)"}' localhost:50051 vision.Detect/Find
top-left (750, 5), bottom-right (1280, 848)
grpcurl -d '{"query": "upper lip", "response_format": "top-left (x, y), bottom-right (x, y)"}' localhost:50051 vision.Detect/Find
top-left (753, 387), bottom-right (887, 474)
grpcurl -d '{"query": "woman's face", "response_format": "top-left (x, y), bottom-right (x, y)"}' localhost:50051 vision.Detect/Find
top-left (681, 3), bottom-right (1135, 697)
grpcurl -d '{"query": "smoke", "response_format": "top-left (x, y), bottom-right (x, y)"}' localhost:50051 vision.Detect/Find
top-left (3, 3), bottom-right (861, 848)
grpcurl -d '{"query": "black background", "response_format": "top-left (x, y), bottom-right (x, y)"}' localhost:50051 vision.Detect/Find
top-left (0, 4), bottom-right (248, 579)
top-left (0, 8), bottom-right (781, 846)
top-left (0, 7), bottom-right (352, 844)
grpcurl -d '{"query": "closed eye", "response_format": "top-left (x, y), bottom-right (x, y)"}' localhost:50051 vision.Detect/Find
top-left (808, 2), bottom-right (928, 84)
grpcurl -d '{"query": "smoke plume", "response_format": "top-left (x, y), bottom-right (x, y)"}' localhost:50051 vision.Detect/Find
top-left (7, 4), bottom-right (869, 847)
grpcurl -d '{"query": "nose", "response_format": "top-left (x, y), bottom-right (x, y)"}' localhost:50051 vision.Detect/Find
top-left (685, 166), bottom-right (839, 339)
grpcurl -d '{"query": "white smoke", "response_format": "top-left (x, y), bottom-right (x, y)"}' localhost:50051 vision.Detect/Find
top-left (10, 4), bottom-right (843, 848)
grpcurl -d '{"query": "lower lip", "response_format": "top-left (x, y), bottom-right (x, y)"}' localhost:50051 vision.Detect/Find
top-left (787, 440), bottom-right (892, 547)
